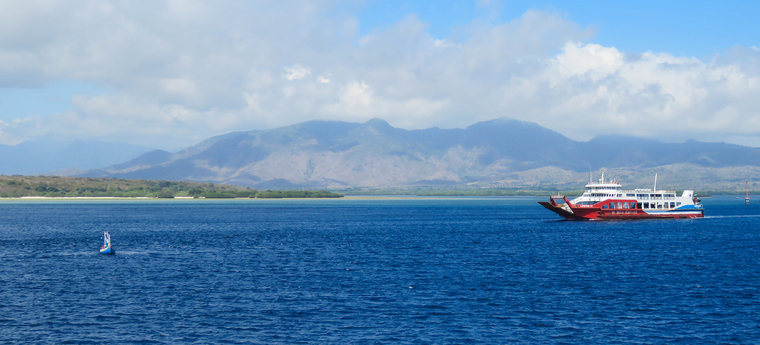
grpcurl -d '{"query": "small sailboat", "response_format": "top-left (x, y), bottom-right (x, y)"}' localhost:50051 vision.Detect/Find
top-left (100, 231), bottom-right (115, 255)
top-left (746, 181), bottom-right (750, 205)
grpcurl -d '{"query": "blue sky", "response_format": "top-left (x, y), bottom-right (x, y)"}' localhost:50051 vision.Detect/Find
top-left (0, 80), bottom-right (105, 121)
top-left (356, 0), bottom-right (758, 58)
top-left (0, 0), bottom-right (759, 149)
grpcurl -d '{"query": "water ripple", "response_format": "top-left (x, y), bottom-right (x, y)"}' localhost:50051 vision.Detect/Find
top-left (0, 198), bottom-right (758, 343)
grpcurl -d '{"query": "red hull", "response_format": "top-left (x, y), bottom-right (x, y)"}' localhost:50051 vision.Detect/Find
top-left (539, 198), bottom-right (704, 220)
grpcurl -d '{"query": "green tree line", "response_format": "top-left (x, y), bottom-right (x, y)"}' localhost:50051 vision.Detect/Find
top-left (0, 176), bottom-right (342, 199)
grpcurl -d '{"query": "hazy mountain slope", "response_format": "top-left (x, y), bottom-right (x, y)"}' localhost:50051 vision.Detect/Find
top-left (578, 136), bottom-right (760, 169)
top-left (79, 118), bottom-right (760, 188)
top-left (0, 140), bottom-right (151, 175)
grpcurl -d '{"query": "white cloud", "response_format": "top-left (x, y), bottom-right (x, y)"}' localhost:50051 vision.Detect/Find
top-left (317, 74), bottom-right (331, 83)
top-left (283, 65), bottom-right (312, 81)
top-left (0, 1), bottom-right (759, 149)
top-left (549, 42), bottom-right (625, 83)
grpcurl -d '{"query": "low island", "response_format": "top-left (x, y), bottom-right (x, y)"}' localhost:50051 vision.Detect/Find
top-left (0, 175), bottom-right (343, 199)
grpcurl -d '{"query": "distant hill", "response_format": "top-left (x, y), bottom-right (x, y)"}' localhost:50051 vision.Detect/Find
top-left (78, 118), bottom-right (760, 190)
top-left (0, 140), bottom-right (151, 175)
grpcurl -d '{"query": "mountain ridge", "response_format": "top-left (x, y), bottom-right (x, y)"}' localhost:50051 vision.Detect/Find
top-left (78, 118), bottom-right (760, 189)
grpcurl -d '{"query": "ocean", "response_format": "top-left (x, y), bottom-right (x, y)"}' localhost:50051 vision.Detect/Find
top-left (1, 196), bottom-right (758, 343)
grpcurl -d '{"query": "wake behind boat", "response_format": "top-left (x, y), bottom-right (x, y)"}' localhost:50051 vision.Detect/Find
top-left (539, 172), bottom-right (704, 220)
top-left (100, 231), bottom-right (115, 255)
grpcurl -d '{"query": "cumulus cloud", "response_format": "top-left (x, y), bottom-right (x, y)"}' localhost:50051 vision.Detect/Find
top-left (532, 42), bottom-right (760, 143)
top-left (0, 1), bottom-right (759, 148)
top-left (283, 65), bottom-right (312, 81)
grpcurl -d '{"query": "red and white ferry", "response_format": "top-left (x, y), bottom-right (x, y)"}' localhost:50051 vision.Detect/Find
top-left (539, 172), bottom-right (704, 220)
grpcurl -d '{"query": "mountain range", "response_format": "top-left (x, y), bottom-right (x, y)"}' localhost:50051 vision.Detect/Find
top-left (77, 118), bottom-right (760, 190)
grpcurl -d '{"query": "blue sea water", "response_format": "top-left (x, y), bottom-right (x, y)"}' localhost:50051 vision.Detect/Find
top-left (1, 196), bottom-right (759, 344)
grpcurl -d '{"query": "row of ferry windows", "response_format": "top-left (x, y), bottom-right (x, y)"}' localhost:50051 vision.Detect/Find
top-left (631, 194), bottom-right (675, 200)
top-left (590, 193), bottom-right (675, 199)
top-left (602, 202), bottom-right (681, 209)
top-left (645, 202), bottom-right (680, 209)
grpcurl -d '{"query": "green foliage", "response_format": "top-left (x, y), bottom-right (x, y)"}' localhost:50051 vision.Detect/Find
top-left (255, 190), bottom-right (343, 198)
top-left (200, 192), bottom-right (237, 198)
top-left (0, 175), bottom-right (253, 199)
top-left (0, 175), bottom-right (344, 199)
top-left (157, 191), bottom-right (175, 198)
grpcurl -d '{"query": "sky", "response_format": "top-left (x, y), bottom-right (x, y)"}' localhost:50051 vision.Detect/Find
top-left (1, 0), bottom-right (759, 150)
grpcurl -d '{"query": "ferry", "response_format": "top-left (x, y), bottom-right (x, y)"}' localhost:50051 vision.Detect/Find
top-left (539, 172), bottom-right (704, 220)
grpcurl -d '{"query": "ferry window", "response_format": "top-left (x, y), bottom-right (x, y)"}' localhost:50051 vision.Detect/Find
top-left (670, 202), bottom-right (675, 208)
top-left (623, 202), bottom-right (629, 209)
top-left (602, 204), bottom-right (608, 209)
top-left (676, 202), bottom-right (681, 206)
top-left (636, 203), bottom-right (642, 209)
top-left (617, 202), bottom-right (623, 209)
top-left (657, 203), bottom-right (662, 209)
top-left (643, 202), bottom-right (649, 209)
top-left (630, 202), bottom-right (636, 209)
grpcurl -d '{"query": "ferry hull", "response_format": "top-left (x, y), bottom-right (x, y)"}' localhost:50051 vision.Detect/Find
top-left (100, 246), bottom-right (115, 255)
top-left (539, 200), bottom-right (704, 220)
top-left (538, 201), bottom-right (575, 218)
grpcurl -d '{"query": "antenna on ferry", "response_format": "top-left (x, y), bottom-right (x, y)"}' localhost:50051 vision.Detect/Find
top-left (653, 173), bottom-right (657, 192)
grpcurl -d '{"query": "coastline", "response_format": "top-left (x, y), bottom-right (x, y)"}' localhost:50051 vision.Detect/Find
top-left (0, 195), bottom-right (539, 202)
top-left (0, 195), bottom-right (742, 202)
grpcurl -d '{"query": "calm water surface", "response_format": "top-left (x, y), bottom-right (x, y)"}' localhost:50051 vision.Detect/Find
top-left (1, 197), bottom-right (759, 344)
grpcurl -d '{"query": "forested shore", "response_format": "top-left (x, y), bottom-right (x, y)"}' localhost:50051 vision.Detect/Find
top-left (0, 176), bottom-right (342, 199)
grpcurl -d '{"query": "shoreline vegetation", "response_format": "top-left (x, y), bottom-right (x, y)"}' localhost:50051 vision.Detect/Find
top-left (0, 176), bottom-right (342, 199)
top-left (1, 175), bottom-right (730, 200)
